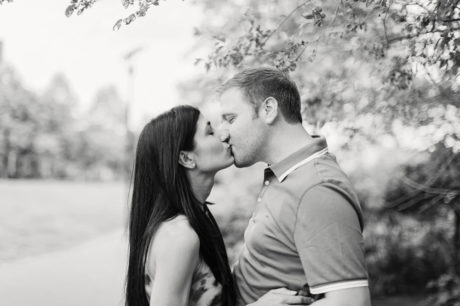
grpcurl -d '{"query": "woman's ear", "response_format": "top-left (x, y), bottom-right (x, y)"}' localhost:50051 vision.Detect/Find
top-left (260, 97), bottom-right (279, 124)
top-left (179, 151), bottom-right (196, 169)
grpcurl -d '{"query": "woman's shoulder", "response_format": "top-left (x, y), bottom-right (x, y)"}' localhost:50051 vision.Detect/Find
top-left (146, 215), bottom-right (200, 277)
top-left (154, 215), bottom-right (200, 254)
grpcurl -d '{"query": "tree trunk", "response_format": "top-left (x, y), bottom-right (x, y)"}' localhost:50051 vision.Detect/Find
top-left (1, 129), bottom-right (10, 178)
top-left (454, 204), bottom-right (460, 276)
top-left (7, 151), bottom-right (17, 178)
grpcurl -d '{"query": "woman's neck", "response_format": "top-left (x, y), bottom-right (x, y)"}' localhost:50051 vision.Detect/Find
top-left (186, 171), bottom-right (215, 204)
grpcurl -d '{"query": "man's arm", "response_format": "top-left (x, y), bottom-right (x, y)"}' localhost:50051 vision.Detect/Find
top-left (247, 288), bottom-right (314, 306)
top-left (294, 185), bottom-right (370, 305)
top-left (311, 287), bottom-right (371, 306)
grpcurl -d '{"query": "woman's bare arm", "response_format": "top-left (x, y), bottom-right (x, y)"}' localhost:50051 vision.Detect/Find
top-left (148, 218), bottom-right (200, 306)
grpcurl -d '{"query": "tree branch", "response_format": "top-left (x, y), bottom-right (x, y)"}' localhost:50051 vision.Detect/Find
top-left (443, 18), bottom-right (460, 22)
top-left (263, 0), bottom-right (312, 45)
top-left (327, 1), bottom-right (342, 28)
top-left (400, 175), bottom-right (460, 195)
top-left (396, 192), bottom-right (436, 212)
top-left (387, 27), bottom-right (460, 44)
top-left (418, 193), bottom-right (447, 213)
top-left (382, 1), bottom-right (392, 48)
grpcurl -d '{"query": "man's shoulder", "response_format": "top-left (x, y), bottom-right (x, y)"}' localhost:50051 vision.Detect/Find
top-left (295, 156), bottom-right (364, 229)
top-left (286, 154), bottom-right (347, 189)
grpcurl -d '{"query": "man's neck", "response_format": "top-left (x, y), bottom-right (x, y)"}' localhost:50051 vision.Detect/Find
top-left (263, 123), bottom-right (314, 165)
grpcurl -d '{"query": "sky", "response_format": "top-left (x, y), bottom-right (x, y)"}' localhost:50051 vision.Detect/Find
top-left (0, 0), bottom-right (204, 128)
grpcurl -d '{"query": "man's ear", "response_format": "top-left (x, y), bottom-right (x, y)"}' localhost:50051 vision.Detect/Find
top-left (259, 97), bottom-right (279, 124)
top-left (178, 151), bottom-right (196, 169)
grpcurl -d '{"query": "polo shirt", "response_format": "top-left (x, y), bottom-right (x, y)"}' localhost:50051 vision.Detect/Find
top-left (233, 136), bottom-right (368, 305)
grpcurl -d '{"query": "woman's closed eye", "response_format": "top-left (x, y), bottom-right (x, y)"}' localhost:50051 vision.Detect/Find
top-left (205, 122), bottom-right (215, 135)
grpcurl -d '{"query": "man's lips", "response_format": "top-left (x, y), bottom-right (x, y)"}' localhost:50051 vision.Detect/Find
top-left (223, 143), bottom-right (233, 156)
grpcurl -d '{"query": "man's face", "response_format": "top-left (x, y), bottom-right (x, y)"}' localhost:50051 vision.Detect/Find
top-left (219, 87), bottom-right (267, 167)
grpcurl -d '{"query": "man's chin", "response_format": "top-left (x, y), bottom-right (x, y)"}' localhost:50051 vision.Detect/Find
top-left (233, 157), bottom-right (255, 168)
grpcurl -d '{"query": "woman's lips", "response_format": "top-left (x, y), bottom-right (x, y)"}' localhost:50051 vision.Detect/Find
top-left (223, 143), bottom-right (233, 155)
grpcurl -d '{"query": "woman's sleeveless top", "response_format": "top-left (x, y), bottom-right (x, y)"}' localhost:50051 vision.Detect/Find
top-left (145, 254), bottom-right (223, 306)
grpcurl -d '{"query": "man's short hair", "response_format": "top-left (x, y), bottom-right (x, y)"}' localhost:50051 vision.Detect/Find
top-left (219, 67), bottom-right (302, 123)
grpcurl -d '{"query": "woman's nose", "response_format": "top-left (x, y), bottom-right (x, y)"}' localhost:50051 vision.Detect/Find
top-left (217, 128), bottom-right (230, 143)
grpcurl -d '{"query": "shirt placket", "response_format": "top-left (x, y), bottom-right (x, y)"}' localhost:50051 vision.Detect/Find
top-left (251, 168), bottom-right (275, 222)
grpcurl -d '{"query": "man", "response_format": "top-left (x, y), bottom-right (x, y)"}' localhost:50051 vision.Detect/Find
top-left (218, 67), bottom-right (371, 306)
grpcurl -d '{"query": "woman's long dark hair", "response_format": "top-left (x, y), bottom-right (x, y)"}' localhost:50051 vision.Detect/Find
top-left (126, 105), bottom-right (235, 306)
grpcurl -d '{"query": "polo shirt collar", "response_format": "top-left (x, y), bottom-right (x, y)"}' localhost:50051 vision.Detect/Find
top-left (270, 136), bottom-right (328, 182)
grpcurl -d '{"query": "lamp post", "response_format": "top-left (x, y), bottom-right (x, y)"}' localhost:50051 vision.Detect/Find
top-left (122, 47), bottom-right (143, 188)
top-left (0, 40), bottom-right (3, 66)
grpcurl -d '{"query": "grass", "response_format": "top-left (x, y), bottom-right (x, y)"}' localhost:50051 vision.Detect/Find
top-left (0, 171), bottom-right (258, 263)
top-left (0, 179), bottom-right (127, 262)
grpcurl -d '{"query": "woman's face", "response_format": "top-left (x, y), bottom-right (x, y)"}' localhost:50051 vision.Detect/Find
top-left (191, 115), bottom-right (234, 173)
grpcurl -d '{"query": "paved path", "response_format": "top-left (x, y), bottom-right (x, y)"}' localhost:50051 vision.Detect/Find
top-left (0, 230), bottom-right (127, 306)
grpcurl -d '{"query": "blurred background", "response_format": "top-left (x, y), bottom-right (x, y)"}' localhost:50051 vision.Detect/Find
top-left (0, 0), bottom-right (459, 305)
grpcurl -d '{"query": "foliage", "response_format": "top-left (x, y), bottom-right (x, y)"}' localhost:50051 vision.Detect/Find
top-left (427, 274), bottom-right (460, 306)
top-left (195, 0), bottom-right (460, 77)
top-left (0, 66), bottom-right (60, 178)
top-left (0, 65), bottom-right (128, 180)
top-left (64, 0), bottom-right (460, 72)
top-left (384, 142), bottom-right (460, 303)
top-left (65, 0), bottom-right (162, 30)
top-left (364, 212), bottom-right (451, 295)
top-left (386, 142), bottom-right (460, 217)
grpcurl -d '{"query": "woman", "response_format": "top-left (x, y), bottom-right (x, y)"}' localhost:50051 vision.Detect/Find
top-left (126, 105), bottom-right (235, 306)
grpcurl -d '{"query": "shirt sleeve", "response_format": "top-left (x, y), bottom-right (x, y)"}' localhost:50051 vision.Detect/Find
top-left (293, 184), bottom-right (368, 294)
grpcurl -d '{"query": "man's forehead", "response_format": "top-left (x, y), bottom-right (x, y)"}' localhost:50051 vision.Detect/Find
top-left (220, 87), bottom-right (245, 100)
top-left (219, 87), bottom-right (249, 113)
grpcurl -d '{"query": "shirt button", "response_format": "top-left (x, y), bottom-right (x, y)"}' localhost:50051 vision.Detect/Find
top-left (264, 180), bottom-right (270, 186)
top-left (257, 197), bottom-right (262, 202)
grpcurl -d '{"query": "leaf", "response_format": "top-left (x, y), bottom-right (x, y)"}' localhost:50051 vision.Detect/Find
top-left (121, 0), bottom-right (130, 9)
top-left (124, 13), bottom-right (136, 25)
top-left (113, 19), bottom-right (123, 31)
top-left (65, 5), bottom-right (75, 17)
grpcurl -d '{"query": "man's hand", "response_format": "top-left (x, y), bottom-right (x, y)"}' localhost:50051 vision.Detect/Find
top-left (247, 288), bottom-right (314, 306)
